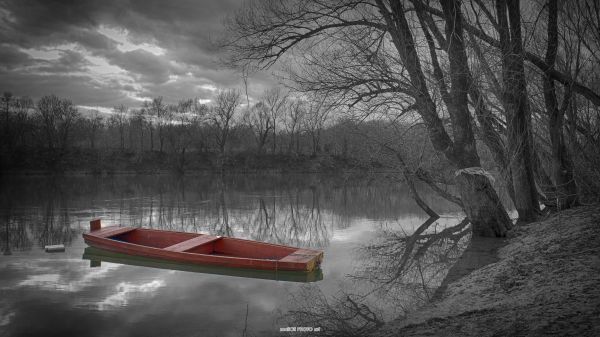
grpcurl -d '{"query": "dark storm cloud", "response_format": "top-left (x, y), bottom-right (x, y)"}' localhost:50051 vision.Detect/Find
top-left (105, 49), bottom-right (173, 84)
top-left (0, 0), bottom-right (273, 108)
top-left (71, 28), bottom-right (120, 53)
top-left (0, 1), bottom-right (118, 48)
top-left (0, 45), bottom-right (89, 74)
top-left (0, 45), bottom-right (34, 69)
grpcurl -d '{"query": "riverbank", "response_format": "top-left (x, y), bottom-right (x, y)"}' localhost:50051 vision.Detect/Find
top-left (374, 204), bottom-right (600, 336)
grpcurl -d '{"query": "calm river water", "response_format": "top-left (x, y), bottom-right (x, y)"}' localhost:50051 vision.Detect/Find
top-left (0, 173), bottom-right (467, 336)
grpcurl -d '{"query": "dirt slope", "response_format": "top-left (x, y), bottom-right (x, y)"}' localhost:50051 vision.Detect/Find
top-left (374, 205), bottom-right (600, 337)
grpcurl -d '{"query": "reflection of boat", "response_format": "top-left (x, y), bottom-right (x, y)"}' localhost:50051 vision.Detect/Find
top-left (82, 247), bottom-right (323, 283)
top-left (83, 219), bottom-right (324, 272)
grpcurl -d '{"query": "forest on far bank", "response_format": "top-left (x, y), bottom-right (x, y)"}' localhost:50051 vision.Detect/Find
top-left (0, 89), bottom-right (440, 174)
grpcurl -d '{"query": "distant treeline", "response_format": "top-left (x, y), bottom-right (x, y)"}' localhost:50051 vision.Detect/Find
top-left (0, 89), bottom-right (417, 173)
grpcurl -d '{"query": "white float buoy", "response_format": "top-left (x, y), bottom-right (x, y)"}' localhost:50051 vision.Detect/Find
top-left (45, 244), bottom-right (65, 253)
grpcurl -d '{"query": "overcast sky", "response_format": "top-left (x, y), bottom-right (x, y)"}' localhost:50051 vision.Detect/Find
top-left (0, 0), bottom-right (275, 113)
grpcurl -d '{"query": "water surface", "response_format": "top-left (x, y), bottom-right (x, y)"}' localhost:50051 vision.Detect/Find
top-left (0, 173), bottom-right (465, 336)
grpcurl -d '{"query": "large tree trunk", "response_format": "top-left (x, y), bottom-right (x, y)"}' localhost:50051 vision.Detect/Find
top-left (440, 0), bottom-right (512, 236)
top-left (468, 82), bottom-right (517, 205)
top-left (456, 173), bottom-right (511, 236)
top-left (496, 0), bottom-right (539, 222)
top-left (416, 3), bottom-right (517, 211)
top-left (543, 0), bottom-right (579, 208)
top-left (376, 0), bottom-right (511, 236)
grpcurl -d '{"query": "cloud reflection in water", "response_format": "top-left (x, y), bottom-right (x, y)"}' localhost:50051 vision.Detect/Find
top-left (97, 280), bottom-right (165, 311)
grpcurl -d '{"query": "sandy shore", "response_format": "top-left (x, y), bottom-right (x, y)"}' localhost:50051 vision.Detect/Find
top-left (374, 204), bottom-right (600, 336)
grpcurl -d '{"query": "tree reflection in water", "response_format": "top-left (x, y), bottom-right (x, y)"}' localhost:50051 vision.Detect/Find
top-left (1, 177), bottom-right (78, 253)
top-left (358, 217), bottom-right (471, 305)
top-left (0, 174), bottom-right (348, 251)
top-left (246, 185), bottom-right (330, 248)
top-left (208, 177), bottom-right (233, 236)
top-left (281, 216), bottom-right (475, 336)
top-left (38, 180), bottom-right (76, 248)
top-left (280, 286), bottom-right (384, 337)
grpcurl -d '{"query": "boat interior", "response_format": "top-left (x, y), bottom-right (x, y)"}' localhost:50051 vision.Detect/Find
top-left (109, 228), bottom-right (296, 260)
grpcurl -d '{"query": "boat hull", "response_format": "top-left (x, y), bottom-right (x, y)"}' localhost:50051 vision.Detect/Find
top-left (83, 224), bottom-right (323, 272)
top-left (83, 247), bottom-right (324, 282)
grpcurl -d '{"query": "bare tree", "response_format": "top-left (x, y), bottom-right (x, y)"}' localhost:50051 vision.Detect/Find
top-left (150, 97), bottom-right (168, 153)
top-left (111, 104), bottom-right (128, 151)
top-left (263, 87), bottom-right (289, 153)
top-left (284, 98), bottom-right (306, 154)
top-left (302, 95), bottom-right (331, 156)
top-left (542, 0), bottom-right (579, 208)
top-left (140, 101), bottom-right (155, 151)
top-left (132, 108), bottom-right (147, 152)
top-left (419, 1), bottom-right (600, 107)
top-left (209, 89), bottom-right (241, 154)
top-left (36, 94), bottom-right (79, 154)
top-left (166, 99), bottom-right (201, 173)
top-left (2, 92), bottom-right (12, 149)
top-left (244, 101), bottom-right (273, 153)
top-left (85, 109), bottom-right (104, 149)
top-left (224, 0), bottom-right (512, 236)
top-left (495, 0), bottom-right (539, 221)
top-left (190, 99), bottom-right (210, 152)
top-left (1, 93), bottom-right (34, 152)
top-left (11, 96), bottom-right (34, 150)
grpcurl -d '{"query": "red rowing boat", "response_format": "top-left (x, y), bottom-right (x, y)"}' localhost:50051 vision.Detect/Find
top-left (83, 219), bottom-right (324, 272)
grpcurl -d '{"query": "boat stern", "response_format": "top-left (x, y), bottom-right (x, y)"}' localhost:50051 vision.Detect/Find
top-left (90, 218), bottom-right (102, 231)
top-left (279, 249), bottom-right (324, 272)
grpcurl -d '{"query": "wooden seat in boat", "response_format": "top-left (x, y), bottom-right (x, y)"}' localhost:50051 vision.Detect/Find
top-left (163, 235), bottom-right (221, 252)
